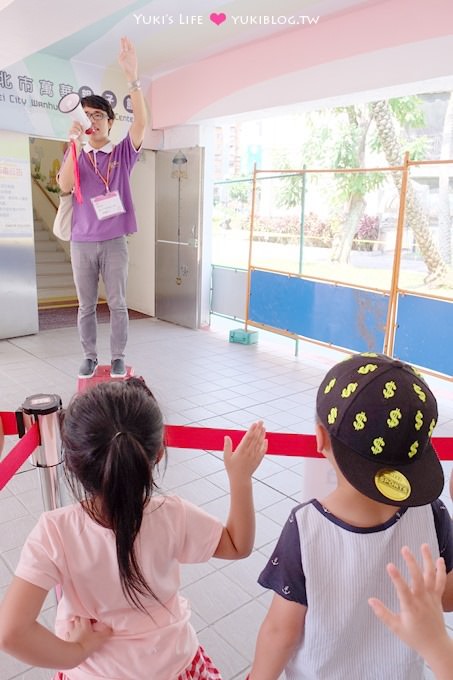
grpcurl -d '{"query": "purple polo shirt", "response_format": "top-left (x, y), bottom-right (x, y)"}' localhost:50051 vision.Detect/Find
top-left (71, 134), bottom-right (140, 242)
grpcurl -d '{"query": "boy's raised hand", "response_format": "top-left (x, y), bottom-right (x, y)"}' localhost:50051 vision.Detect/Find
top-left (368, 544), bottom-right (449, 662)
top-left (223, 421), bottom-right (268, 481)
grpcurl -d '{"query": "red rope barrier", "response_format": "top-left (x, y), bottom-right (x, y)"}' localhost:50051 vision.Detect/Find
top-left (165, 426), bottom-right (453, 460)
top-left (431, 438), bottom-right (453, 460)
top-left (0, 415), bottom-right (451, 493)
top-left (0, 423), bottom-right (40, 491)
top-left (0, 411), bottom-right (20, 435)
top-left (165, 426), bottom-right (321, 457)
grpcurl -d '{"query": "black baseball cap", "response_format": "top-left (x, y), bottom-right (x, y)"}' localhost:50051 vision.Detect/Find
top-left (316, 353), bottom-right (444, 507)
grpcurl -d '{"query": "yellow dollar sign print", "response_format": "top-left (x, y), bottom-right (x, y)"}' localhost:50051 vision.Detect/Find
top-left (411, 366), bottom-right (422, 378)
top-left (414, 410), bottom-right (423, 431)
top-left (324, 378), bottom-right (336, 394)
top-left (357, 364), bottom-right (378, 375)
top-left (341, 382), bottom-right (358, 398)
top-left (371, 437), bottom-right (385, 455)
top-left (413, 384), bottom-right (426, 402)
top-left (327, 407), bottom-right (338, 425)
top-left (353, 411), bottom-right (367, 430)
top-left (383, 381), bottom-right (397, 399)
top-left (387, 408), bottom-right (402, 428)
top-left (408, 441), bottom-right (419, 458)
top-left (428, 418), bottom-right (436, 437)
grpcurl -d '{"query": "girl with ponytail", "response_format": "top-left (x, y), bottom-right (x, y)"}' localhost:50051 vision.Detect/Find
top-left (0, 378), bottom-right (267, 679)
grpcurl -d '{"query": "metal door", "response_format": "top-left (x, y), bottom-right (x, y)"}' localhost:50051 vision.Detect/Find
top-left (0, 132), bottom-right (38, 339)
top-left (155, 148), bottom-right (204, 328)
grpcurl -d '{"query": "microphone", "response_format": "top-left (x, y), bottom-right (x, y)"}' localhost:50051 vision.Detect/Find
top-left (58, 93), bottom-right (93, 138)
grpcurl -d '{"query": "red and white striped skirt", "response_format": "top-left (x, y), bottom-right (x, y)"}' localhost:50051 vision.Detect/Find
top-left (53, 645), bottom-right (222, 680)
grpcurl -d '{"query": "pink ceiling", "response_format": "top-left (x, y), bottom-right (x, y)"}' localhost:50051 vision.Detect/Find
top-left (149, 0), bottom-right (453, 127)
top-left (1, 0), bottom-right (452, 130)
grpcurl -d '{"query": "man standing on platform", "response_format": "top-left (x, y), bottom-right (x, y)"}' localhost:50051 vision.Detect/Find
top-left (58, 37), bottom-right (147, 378)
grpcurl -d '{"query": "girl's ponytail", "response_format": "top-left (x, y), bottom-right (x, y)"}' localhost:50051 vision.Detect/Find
top-left (101, 430), bottom-right (158, 610)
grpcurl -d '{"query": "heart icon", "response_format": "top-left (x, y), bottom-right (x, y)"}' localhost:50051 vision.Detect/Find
top-left (210, 12), bottom-right (227, 25)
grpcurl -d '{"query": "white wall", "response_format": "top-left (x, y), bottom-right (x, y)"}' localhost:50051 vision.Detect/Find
top-left (127, 148), bottom-right (156, 316)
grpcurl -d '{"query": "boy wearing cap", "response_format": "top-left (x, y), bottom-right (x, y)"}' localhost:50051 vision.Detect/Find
top-left (249, 353), bottom-right (453, 680)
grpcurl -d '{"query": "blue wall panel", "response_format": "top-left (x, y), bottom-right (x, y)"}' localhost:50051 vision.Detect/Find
top-left (394, 294), bottom-right (453, 376)
top-left (249, 270), bottom-right (388, 353)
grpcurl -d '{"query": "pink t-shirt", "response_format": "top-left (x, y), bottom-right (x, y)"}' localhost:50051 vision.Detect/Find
top-left (15, 496), bottom-right (223, 680)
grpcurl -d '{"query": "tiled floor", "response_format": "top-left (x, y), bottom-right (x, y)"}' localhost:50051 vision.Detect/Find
top-left (0, 317), bottom-right (452, 679)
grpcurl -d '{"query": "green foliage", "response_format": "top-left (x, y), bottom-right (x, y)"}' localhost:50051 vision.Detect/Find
top-left (300, 96), bottom-right (427, 203)
top-left (405, 135), bottom-right (431, 160)
top-left (388, 96), bottom-right (425, 128)
top-left (268, 150), bottom-right (305, 210)
top-left (333, 127), bottom-right (361, 169)
top-left (336, 171), bottom-right (384, 201)
top-left (229, 178), bottom-right (251, 204)
top-left (331, 124), bottom-right (384, 200)
top-left (370, 96), bottom-right (427, 158)
top-left (276, 173), bottom-right (305, 209)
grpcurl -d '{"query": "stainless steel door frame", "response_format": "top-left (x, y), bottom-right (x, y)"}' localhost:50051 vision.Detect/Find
top-left (155, 147), bottom-right (204, 329)
top-left (0, 132), bottom-right (38, 339)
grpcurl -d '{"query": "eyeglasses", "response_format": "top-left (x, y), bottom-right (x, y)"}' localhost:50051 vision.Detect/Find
top-left (85, 111), bottom-right (109, 121)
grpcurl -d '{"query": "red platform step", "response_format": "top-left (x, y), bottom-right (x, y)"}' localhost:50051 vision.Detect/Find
top-left (77, 364), bottom-right (134, 393)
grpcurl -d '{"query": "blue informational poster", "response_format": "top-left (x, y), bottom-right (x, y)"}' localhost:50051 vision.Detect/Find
top-left (249, 269), bottom-right (388, 353)
top-left (394, 293), bottom-right (453, 376)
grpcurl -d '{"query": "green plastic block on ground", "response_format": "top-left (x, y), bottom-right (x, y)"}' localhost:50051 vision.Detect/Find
top-left (229, 328), bottom-right (259, 345)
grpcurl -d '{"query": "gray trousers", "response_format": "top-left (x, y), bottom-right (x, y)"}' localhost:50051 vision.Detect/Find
top-left (70, 237), bottom-right (129, 361)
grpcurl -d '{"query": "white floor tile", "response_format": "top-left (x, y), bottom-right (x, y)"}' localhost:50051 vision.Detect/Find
top-left (212, 598), bottom-right (267, 661)
top-left (198, 627), bottom-right (249, 679)
top-left (220, 550), bottom-right (269, 598)
top-left (172, 477), bottom-right (226, 506)
top-left (0, 495), bottom-right (30, 524)
top-left (182, 570), bottom-right (251, 625)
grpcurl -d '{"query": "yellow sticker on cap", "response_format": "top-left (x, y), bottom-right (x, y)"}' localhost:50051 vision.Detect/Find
top-left (374, 469), bottom-right (411, 502)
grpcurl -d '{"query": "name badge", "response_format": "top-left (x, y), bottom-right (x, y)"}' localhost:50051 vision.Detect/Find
top-left (91, 191), bottom-right (125, 220)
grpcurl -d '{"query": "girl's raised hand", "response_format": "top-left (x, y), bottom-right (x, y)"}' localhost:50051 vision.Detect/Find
top-left (214, 422), bottom-right (268, 559)
top-left (223, 421), bottom-right (268, 482)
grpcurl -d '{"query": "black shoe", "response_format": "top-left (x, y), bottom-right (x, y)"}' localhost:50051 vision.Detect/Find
top-left (111, 358), bottom-right (126, 378)
top-left (78, 358), bottom-right (98, 379)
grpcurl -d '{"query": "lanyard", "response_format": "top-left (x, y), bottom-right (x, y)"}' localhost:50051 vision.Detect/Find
top-left (71, 141), bottom-right (82, 203)
top-left (86, 146), bottom-right (115, 192)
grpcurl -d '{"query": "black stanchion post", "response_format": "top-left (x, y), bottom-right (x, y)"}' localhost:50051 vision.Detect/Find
top-left (22, 394), bottom-right (63, 512)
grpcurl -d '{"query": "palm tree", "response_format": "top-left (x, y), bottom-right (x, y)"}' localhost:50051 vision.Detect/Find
top-left (370, 100), bottom-right (447, 282)
top-left (438, 92), bottom-right (453, 264)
